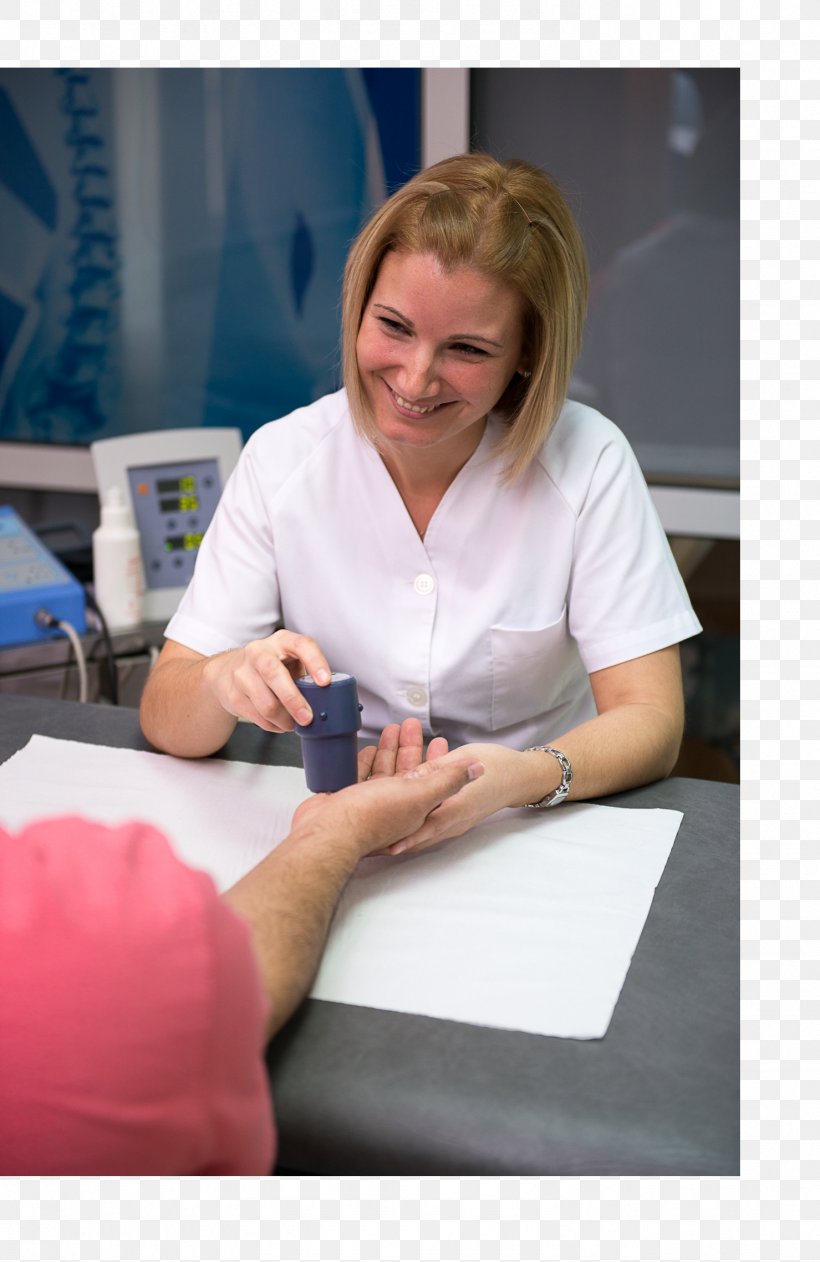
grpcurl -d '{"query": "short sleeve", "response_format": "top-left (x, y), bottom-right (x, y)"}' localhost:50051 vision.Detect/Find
top-left (559, 414), bottom-right (702, 673)
top-left (164, 390), bottom-right (351, 658)
top-left (0, 817), bottom-right (275, 1176)
top-left (165, 436), bottom-right (283, 656)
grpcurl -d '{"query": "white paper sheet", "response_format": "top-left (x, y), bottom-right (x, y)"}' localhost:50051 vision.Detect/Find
top-left (0, 735), bottom-right (683, 1039)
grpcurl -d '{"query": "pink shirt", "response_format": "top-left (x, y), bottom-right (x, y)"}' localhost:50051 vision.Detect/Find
top-left (0, 817), bottom-right (275, 1175)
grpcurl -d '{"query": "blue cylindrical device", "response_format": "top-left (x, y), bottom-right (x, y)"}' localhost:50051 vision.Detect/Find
top-left (295, 672), bottom-right (364, 793)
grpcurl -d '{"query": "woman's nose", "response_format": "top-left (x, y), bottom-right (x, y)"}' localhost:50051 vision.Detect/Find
top-left (397, 347), bottom-right (438, 399)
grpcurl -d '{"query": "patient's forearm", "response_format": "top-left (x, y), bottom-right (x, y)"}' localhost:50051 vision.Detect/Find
top-left (222, 757), bottom-right (483, 1039)
top-left (222, 825), bottom-right (362, 1040)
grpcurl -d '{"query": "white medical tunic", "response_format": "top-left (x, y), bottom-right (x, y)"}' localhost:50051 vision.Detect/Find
top-left (165, 389), bottom-right (701, 749)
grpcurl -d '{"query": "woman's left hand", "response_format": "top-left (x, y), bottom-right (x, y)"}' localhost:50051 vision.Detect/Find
top-left (377, 742), bottom-right (555, 856)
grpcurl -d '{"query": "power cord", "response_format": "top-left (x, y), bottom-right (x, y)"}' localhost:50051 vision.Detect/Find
top-left (83, 587), bottom-right (119, 705)
top-left (34, 610), bottom-right (89, 704)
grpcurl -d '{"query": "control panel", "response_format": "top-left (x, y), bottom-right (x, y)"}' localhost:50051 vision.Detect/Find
top-left (126, 458), bottom-right (222, 591)
top-left (0, 506), bottom-right (87, 647)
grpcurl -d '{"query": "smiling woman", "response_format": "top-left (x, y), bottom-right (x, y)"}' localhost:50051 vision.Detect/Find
top-left (140, 153), bottom-right (702, 852)
top-left (355, 251), bottom-right (526, 487)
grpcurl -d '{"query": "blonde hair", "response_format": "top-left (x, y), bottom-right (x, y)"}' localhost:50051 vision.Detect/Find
top-left (342, 152), bottom-right (589, 482)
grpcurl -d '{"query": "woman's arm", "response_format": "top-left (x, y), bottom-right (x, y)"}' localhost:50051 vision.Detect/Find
top-left (545, 642), bottom-right (685, 796)
top-left (381, 644), bottom-right (685, 855)
top-left (139, 631), bottom-right (334, 757)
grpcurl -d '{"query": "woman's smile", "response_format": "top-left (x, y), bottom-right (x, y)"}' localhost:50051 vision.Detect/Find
top-left (384, 382), bottom-right (452, 419)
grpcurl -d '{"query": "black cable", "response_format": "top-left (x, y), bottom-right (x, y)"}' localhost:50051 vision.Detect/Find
top-left (83, 587), bottom-right (119, 706)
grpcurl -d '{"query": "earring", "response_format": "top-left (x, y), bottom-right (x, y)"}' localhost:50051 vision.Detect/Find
top-left (519, 369), bottom-right (532, 379)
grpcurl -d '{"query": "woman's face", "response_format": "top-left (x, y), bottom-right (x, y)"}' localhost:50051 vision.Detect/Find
top-left (355, 250), bottom-right (526, 463)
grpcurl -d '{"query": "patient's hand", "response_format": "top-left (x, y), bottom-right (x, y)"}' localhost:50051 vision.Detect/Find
top-left (291, 718), bottom-right (459, 856)
top-left (357, 717), bottom-right (450, 782)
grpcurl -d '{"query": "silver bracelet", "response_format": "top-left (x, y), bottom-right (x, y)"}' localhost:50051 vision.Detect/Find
top-left (524, 745), bottom-right (572, 808)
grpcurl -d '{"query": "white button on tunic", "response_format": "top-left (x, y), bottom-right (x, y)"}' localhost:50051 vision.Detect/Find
top-left (413, 573), bottom-right (436, 596)
top-left (166, 389), bottom-right (701, 749)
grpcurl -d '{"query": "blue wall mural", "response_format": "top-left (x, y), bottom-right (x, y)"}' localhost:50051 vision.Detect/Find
top-left (0, 68), bottom-right (420, 447)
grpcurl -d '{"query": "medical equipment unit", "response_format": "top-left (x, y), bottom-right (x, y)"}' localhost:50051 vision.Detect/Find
top-left (0, 506), bottom-right (87, 649)
top-left (90, 428), bottom-right (242, 622)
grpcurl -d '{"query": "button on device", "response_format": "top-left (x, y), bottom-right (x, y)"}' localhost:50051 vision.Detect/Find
top-left (406, 687), bottom-right (428, 707)
top-left (414, 573), bottom-right (435, 595)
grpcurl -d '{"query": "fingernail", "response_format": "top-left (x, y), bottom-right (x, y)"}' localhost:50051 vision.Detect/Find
top-left (297, 707), bottom-right (312, 725)
top-left (390, 842), bottom-right (409, 855)
top-left (467, 762), bottom-right (485, 780)
top-left (316, 669), bottom-right (331, 684)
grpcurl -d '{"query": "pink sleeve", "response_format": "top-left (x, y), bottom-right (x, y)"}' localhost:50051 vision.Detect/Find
top-left (0, 817), bottom-right (276, 1175)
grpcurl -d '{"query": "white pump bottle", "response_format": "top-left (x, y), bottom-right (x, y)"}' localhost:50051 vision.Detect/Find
top-left (92, 486), bottom-right (144, 630)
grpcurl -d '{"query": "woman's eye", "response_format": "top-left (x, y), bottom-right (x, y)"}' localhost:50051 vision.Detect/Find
top-left (378, 317), bottom-right (408, 335)
top-left (452, 342), bottom-right (487, 358)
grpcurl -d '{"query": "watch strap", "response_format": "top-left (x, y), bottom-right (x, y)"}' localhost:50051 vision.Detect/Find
top-left (524, 744), bottom-right (573, 808)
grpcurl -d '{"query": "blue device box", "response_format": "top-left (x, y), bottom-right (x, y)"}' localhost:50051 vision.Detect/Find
top-left (0, 506), bottom-right (87, 648)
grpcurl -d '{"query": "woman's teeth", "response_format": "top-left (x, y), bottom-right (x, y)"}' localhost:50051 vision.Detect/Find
top-left (393, 391), bottom-right (440, 415)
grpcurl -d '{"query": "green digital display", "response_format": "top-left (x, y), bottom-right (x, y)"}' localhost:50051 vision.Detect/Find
top-left (159, 494), bottom-right (200, 513)
top-left (164, 533), bottom-right (203, 553)
top-left (157, 475), bottom-right (197, 494)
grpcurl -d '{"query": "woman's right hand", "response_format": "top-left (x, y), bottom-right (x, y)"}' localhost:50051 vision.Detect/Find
top-left (201, 629), bottom-right (334, 732)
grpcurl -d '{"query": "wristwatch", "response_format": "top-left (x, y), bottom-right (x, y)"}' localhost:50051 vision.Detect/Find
top-left (524, 745), bottom-right (573, 808)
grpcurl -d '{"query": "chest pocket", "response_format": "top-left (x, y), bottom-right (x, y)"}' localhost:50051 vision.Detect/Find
top-left (490, 606), bottom-right (583, 732)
